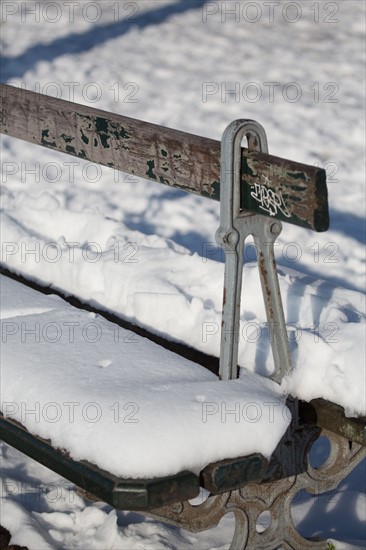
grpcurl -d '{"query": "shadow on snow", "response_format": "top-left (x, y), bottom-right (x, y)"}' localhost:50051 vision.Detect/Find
top-left (1, 0), bottom-right (207, 81)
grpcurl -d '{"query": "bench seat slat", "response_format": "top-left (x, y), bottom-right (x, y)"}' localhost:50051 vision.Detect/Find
top-left (0, 416), bottom-right (270, 507)
top-left (0, 416), bottom-right (200, 510)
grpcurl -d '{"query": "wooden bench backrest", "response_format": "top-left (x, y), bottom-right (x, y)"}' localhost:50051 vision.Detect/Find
top-left (0, 83), bottom-right (328, 232)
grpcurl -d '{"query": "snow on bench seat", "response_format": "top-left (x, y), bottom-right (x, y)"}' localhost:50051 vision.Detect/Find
top-left (0, 275), bottom-right (289, 479)
top-left (2, 202), bottom-right (365, 417)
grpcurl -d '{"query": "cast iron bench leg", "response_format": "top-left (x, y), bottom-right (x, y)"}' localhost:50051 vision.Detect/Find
top-left (149, 422), bottom-right (365, 548)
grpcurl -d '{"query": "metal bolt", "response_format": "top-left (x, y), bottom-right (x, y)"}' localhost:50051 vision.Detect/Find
top-left (270, 223), bottom-right (281, 236)
top-left (227, 230), bottom-right (239, 246)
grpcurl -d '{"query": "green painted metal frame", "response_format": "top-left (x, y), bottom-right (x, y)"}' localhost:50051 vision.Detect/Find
top-left (0, 415), bottom-right (200, 509)
top-left (0, 415), bottom-right (269, 508)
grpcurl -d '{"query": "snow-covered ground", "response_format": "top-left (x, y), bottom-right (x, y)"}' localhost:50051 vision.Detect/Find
top-left (1, 0), bottom-right (365, 547)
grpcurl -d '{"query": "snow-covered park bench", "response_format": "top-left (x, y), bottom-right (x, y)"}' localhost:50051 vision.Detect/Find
top-left (0, 83), bottom-right (365, 549)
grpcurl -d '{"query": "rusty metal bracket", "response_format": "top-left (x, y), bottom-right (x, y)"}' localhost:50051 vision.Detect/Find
top-left (216, 120), bottom-right (292, 383)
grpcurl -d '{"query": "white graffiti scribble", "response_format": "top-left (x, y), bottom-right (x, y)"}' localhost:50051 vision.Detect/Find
top-left (250, 176), bottom-right (291, 218)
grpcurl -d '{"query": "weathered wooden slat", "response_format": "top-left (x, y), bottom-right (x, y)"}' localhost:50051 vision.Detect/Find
top-left (0, 83), bottom-right (328, 231)
top-left (299, 399), bottom-right (366, 446)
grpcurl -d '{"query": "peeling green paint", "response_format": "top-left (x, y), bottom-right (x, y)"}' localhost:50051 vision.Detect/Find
top-left (202, 180), bottom-right (220, 200)
top-left (64, 144), bottom-right (87, 160)
top-left (146, 160), bottom-right (157, 180)
top-left (112, 125), bottom-right (131, 140)
top-left (95, 117), bottom-right (110, 149)
top-left (41, 129), bottom-right (56, 148)
top-left (94, 118), bottom-right (131, 149)
top-left (290, 185), bottom-right (306, 193)
top-left (80, 129), bottom-right (89, 145)
top-left (287, 195), bottom-right (302, 202)
top-left (288, 171), bottom-right (306, 180)
top-left (61, 134), bottom-right (73, 143)
top-left (66, 145), bottom-right (76, 155)
top-left (23, 106), bottom-right (328, 232)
